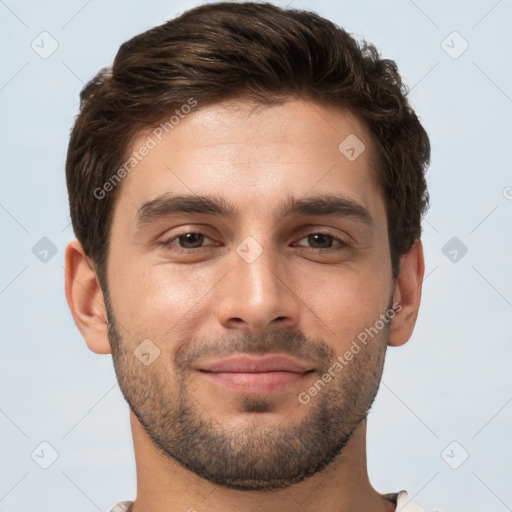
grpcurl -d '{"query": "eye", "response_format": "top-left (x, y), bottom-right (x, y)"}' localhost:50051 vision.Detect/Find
top-left (294, 232), bottom-right (349, 250)
top-left (162, 232), bottom-right (216, 250)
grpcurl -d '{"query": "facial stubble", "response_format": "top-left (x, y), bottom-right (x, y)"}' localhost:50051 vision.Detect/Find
top-left (106, 299), bottom-right (390, 491)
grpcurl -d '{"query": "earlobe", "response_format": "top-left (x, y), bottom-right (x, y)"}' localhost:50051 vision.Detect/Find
top-left (388, 239), bottom-right (425, 347)
top-left (64, 239), bottom-right (112, 354)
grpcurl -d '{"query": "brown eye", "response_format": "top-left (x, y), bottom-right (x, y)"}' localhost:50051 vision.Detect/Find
top-left (162, 232), bottom-right (216, 250)
top-left (307, 233), bottom-right (335, 248)
top-left (177, 233), bottom-right (205, 249)
top-left (295, 232), bottom-right (349, 250)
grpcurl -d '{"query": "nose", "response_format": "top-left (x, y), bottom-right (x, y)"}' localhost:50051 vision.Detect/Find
top-left (216, 242), bottom-right (300, 335)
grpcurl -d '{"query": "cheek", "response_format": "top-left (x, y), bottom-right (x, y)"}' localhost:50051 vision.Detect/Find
top-left (297, 263), bottom-right (391, 349)
top-left (110, 259), bottom-right (219, 338)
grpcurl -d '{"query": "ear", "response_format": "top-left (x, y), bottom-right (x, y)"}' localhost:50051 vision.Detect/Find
top-left (388, 239), bottom-right (425, 347)
top-left (64, 239), bottom-right (112, 354)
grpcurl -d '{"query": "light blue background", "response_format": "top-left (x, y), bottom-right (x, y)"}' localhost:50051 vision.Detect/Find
top-left (0, 1), bottom-right (511, 511)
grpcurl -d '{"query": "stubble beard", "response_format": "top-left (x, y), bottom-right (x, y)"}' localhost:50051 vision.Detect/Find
top-left (106, 298), bottom-right (389, 491)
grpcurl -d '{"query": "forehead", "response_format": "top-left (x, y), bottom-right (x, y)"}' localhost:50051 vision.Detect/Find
top-left (113, 97), bottom-right (384, 224)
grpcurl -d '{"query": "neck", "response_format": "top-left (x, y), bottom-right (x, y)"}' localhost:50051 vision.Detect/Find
top-left (128, 412), bottom-right (395, 512)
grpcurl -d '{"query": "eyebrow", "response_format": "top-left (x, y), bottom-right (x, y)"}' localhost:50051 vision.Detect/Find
top-left (135, 193), bottom-right (374, 228)
top-left (136, 193), bottom-right (234, 226)
top-left (276, 194), bottom-right (373, 226)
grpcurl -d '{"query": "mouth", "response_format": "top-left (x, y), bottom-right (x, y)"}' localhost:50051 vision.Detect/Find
top-left (197, 353), bottom-right (316, 394)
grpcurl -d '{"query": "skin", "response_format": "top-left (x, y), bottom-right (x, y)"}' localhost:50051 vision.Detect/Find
top-left (65, 97), bottom-right (424, 512)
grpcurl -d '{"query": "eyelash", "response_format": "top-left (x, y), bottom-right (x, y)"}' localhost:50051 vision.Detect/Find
top-left (160, 231), bottom-right (351, 252)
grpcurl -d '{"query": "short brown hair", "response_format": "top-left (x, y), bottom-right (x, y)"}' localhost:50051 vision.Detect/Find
top-left (66, 1), bottom-right (430, 285)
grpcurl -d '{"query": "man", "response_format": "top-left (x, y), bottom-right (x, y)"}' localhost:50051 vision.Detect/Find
top-left (64, 2), bottom-right (431, 511)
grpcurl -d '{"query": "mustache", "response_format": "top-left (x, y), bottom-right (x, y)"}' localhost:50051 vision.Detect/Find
top-left (175, 327), bottom-right (335, 373)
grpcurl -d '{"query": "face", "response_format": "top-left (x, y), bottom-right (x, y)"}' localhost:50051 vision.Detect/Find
top-left (105, 98), bottom-right (396, 490)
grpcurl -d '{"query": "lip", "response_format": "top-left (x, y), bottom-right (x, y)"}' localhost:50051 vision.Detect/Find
top-left (198, 353), bottom-right (314, 373)
top-left (197, 354), bottom-right (315, 394)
